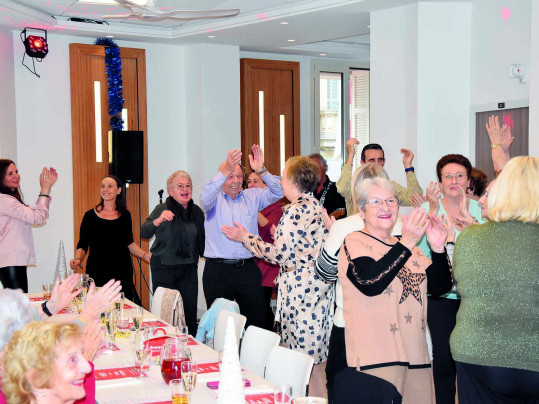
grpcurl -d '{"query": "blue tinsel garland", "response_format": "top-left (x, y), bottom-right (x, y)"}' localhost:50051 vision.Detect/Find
top-left (94, 38), bottom-right (124, 131)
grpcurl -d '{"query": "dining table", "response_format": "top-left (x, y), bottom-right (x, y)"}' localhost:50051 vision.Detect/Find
top-left (27, 294), bottom-right (276, 404)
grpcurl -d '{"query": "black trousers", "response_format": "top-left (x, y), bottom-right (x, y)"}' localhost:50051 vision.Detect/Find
top-left (333, 367), bottom-right (402, 404)
top-left (427, 296), bottom-right (460, 404)
top-left (263, 286), bottom-right (275, 331)
top-left (202, 259), bottom-right (265, 329)
top-left (456, 361), bottom-right (539, 404)
top-left (151, 256), bottom-right (199, 336)
top-left (0, 266), bottom-right (28, 292)
top-left (326, 325), bottom-right (349, 404)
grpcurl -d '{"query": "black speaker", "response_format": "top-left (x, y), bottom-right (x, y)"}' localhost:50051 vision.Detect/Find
top-left (110, 130), bottom-right (144, 184)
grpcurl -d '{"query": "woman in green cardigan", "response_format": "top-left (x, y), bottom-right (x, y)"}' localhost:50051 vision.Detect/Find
top-left (450, 156), bottom-right (539, 403)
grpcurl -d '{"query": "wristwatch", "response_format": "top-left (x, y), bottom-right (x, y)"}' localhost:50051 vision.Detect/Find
top-left (256, 166), bottom-right (268, 175)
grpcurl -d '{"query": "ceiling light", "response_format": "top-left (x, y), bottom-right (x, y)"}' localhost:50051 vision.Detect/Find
top-left (367, 25), bottom-right (371, 28)
top-left (280, 21), bottom-right (288, 25)
top-left (288, 39), bottom-right (295, 42)
top-left (320, 53), bottom-right (326, 56)
top-left (77, 0), bottom-right (147, 5)
top-left (208, 35), bottom-right (215, 38)
top-left (106, 35), bottom-right (114, 38)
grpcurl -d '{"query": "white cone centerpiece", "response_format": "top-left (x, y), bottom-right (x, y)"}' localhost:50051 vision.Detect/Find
top-left (54, 239), bottom-right (69, 282)
top-left (217, 317), bottom-right (245, 404)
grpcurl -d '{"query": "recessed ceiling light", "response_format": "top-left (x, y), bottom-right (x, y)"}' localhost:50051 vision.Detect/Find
top-left (288, 39), bottom-right (295, 42)
top-left (280, 21), bottom-right (288, 25)
top-left (320, 53), bottom-right (326, 56)
top-left (367, 25), bottom-right (371, 28)
top-left (208, 35), bottom-right (215, 38)
top-left (106, 35), bottom-right (114, 38)
top-left (78, 0), bottom-right (147, 4)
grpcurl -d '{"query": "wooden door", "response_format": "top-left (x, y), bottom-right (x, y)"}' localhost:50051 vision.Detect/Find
top-left (69, 43), bottom-right (150, 308)
top-left (240, 59), bottom-right (300, 176)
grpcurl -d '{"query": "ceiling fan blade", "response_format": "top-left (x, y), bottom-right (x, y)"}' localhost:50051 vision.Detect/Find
top-left (160, 9), bottom-right (239, 19)
top-left (102, 13), bottom-right (135, 19)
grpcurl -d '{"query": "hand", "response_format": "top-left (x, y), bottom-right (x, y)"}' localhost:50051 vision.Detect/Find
top-left (248, 144), bottom-right (264, 173)
top-left (485, 115), bottom-right (503, 145)
top-left (47, 274), bottom-right (81, 314)
top-left (154, 210), bottom-right (174, 227)
top-left (221, 221), bottom-right (248, 242)
top-left (69, 258), bottom-right (84, 272)
top-left (270, 224), bottom-right (277, 240)
top-left (142, 252), bottom-right (151, 264)
top-left (39, 167), bottom-right (58, 193)
top-left (411, 194), bottom-right (427, 208)
top-left (321, 208), bottom-right (337, 231)
top-left (400, 208), bottom-right (429, 250)
top-left (440, 214), bottom-right (456, 243)
top-left (426, 182), bottom-right (441, 216)
top-left (81, 319), bottom-right (104, 361)
top-left (425, 214), bottom-right (448, 253)
top-left (221, 149), bottom-right (242, 176)
top-left (454, 184), bottom-right (475, 229)
top-left (500, 124), bottom-right (514, 152)
top-left (345, 138), bottom-right (359, 165)
top-left (80, 279), bottom-right (122, 322)
top-left (400, 148), bottom-right (414, 169)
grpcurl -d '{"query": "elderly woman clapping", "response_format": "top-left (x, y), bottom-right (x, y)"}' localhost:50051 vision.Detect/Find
top-left (1, 322), bottom-right (91, 404)
top-left (333, 178), bottom-right (452, 404)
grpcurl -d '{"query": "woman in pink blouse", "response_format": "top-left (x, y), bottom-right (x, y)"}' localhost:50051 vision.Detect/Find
top-left (0, 159), bottom-right (57, 292)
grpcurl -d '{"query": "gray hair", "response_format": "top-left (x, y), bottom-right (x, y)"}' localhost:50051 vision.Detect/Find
top-left (166, 170), bottom-right (192, 193)
top-left (0, 289), bottom-right (33, 351)
top-left (355, 178), bottom-right (398, 211)
top-left (351, 163), bottom-right (390, 213)
top-left (308, 153), bottom-right (328, 173)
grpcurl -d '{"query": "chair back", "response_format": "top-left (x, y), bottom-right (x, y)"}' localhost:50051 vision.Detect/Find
top-left (265, 346), bottom-right (314, 397)
top-left (213, 310), bottom-right (246, 352)
top-left (240, 326), bottom-right (280, 377)
top-left (151, 287), bottom-right (185, 326)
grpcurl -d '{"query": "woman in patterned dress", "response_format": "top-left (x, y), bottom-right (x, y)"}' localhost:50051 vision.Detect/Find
top-left (222, 156), bottom-right (335, 397)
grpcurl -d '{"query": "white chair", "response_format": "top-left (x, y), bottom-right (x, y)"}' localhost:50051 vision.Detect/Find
top-left (265, 346), bottom-right (314, 398)
top-left (213, 310), bottom-right (246, 352)
top-left (239, 326), bottom-right (280, 377)
top-left (151, 286), bottom-right (185, 326)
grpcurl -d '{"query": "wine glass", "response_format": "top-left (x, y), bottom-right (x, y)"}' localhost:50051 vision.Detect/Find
top-left (181, 360), bottom-right (197, 404)
top-left (132, 306), bottom-right (144, 331)
top-left (104, 309), bottom-right (119, 349)
top-left (274, 384), bottom-right (292, 404)
top-left (133, 329), bottom-right (151, 378)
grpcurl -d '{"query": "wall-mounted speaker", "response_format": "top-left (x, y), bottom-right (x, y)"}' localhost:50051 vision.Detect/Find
top-left (110, 130), bottom-right (144, 184)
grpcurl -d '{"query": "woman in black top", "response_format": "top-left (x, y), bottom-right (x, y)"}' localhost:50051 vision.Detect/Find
top-left (70, 175), bottom-right (150, 300)
top-left (141, 170), bottom-right (205, 335)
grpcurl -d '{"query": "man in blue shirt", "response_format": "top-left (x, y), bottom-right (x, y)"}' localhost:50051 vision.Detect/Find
top-left (200, 145), bottom-right (283, 329)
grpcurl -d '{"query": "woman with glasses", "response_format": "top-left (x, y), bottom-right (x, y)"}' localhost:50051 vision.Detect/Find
top-left (71, 175), bottom-right (150, 301)
top-left (332, 177), bottom-right (452, 403)
top-left (417, 154), bottom-right (487, 404)
top-left (141, 170), bottom-right (205, 335)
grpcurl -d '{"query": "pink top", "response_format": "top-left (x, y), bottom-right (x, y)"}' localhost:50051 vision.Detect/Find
top-left (0, 194), bottom-right (49, 267)
top-left (255, 201), bottom-right (284, 287)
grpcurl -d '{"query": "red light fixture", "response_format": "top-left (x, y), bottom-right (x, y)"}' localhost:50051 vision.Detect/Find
top-left (22, 29), bottom-right (49, 59)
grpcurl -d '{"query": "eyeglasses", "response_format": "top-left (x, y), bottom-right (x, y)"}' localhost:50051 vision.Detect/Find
top-left (442, 173), bottom-right (466, 180)
top-left (175, 184), bottom-right (192, 190)
top-left (365, 197), bottom-right (399, 208)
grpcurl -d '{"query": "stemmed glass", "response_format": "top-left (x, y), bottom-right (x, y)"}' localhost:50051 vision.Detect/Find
top-left (133, 328), bottom-right (151, 378)
top-left (132, 306), bottom-right (144, 332)
top-left (104, 309), bottom-right (119, 350)
top-left (181, 360), bottom-right (197, 404)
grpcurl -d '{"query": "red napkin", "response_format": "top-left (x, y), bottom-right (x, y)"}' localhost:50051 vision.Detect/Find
top-left (94, 366), bottom-right (141, 381)
top-left (245, 394), bottom-right (275, 403)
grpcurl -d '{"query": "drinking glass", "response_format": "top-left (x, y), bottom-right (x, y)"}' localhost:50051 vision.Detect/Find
top-left (42, 283), bottom-right (53, 300)
top-left (292, 398), bottom-right (327, 404)
top-left (133, 329), bottom-right (151, 377)
top-left (104, 309), bottom-right (119, 349)
top-left (181, 360), bottom-right (197, 404)
top-left (274, 384), bottom-right (292, 404)
top-left (176, 325), bottom-right (188, 345)
top-left (132, 306), bottom-right (144, 331)
top-left (170, 379), bottom-right (189, 404)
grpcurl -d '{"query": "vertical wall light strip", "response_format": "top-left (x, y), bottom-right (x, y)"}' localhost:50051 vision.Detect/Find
top-left (122, 108), bottom-right (128, 131)
top-left (94, 81), bottom-right (102, 163)
top-left (258, 91), bottom-right (264, 150)
top-left (280, 114), bottom-right (285, 172)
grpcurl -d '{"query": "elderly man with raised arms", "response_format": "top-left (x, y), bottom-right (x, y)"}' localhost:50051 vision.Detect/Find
top-left (200, 145), bottom-right (283, 328)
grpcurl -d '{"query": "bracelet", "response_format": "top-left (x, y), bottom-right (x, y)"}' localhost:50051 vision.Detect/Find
top-left (445, 241), bottom-right (455, 245)
top-left (255, 166), bottom-right (268, 175)
top-left (404, 167), bottom-right (414, 173)
top-left (41, 301), bottom-right (53, 317)
top-left (491, 143), bottom-right (502, 150)
top-left (39, 193), bottom-right (50, 198)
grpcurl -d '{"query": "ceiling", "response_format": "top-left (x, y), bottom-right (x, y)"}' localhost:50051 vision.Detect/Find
top-left (0, 0), bottom-right (472, 59)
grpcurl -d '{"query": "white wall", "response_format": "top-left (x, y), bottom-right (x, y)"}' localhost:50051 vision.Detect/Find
top-left (0, 29), bottom-right (17, 159)
top-left (529, 0), bottom-right (539, 156)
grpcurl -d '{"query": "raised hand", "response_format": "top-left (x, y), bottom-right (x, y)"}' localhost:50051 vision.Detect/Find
top-left (485, 115), bottom-right (502, 145)
top-left (411, 194), bottom-right (427, 208)
top-left (345, 138), bottom-right (360, 165)
top-left (454, 184), bottom-right (475, 229)
top-left (154, 210), bottom-right (174, 227)
top-left (221, 149), bottom-right (242, 176)
top-left (500, 124), bottom-right (515, 152)
top-left (400, 148), bottom-right (415, 168)
top-left (248, 144), bottom-right (264, 173)
top-left (221, 221), bottom-right (248, 242)
top-left (400, 208), bottom-right (429, 251)
top-left (80, 279), bottom-right (122, 323)
top-left (47, 274), bottom-right (81, 314)
top-left (425, 214), bottom-right (448, 253)
top-left (39, 167), bottom-right (58, 193)
top-left (81, 319), bottom-right (104, 361)
top-left (426, 182), bottom-right (442, 216)
top-left (440, 214), bottom-right (456, 243)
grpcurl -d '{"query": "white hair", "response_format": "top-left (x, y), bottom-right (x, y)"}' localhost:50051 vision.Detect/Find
top-left (0, 289), bottom-right (33, 351)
